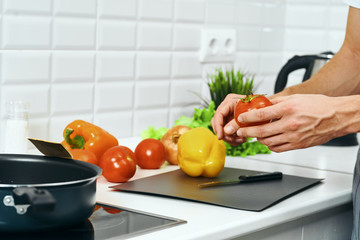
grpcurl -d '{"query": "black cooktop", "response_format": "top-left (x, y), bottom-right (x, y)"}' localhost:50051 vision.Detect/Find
top-left (1, 202), bottom-right (186, 240)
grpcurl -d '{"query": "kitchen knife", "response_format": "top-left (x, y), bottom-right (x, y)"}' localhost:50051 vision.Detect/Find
top-left (198, 171), bottom-right (283, 188)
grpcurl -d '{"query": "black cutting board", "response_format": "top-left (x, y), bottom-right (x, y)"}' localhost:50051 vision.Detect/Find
top-left (110, 168), bottom-right (323, 212)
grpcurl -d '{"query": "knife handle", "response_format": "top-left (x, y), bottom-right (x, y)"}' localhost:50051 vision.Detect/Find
top-left (239, 171), bottom-right (283, 183)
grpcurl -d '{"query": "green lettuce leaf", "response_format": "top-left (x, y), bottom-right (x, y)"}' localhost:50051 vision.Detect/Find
top-left (225, 139), bottom-right (271, 157)
top-left (174, 101), bottom-right (215, 129)
top-left (140, 126), bottom-right (169, 140)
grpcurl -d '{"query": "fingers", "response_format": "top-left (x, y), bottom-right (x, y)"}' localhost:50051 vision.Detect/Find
top-left (211, 94), bottom-right (248, 146)
top-left (224, 119), bottom-right (240, 135)
top-left (236, 104), bottom-right (283, 125)
top-left (222, 119), bottom-right (246, 145)
top-left (211, 94), bottom-right (242, 139)
top-left (267, 143), bottom-right (292, 153)
top-left (223, 135), bottom-right (247, 146)
top-left (236, 116), bottom-right (284, 140)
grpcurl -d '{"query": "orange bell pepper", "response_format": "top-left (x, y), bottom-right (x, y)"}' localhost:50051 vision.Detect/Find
top-left (62, 120), bottom-right (118, 160)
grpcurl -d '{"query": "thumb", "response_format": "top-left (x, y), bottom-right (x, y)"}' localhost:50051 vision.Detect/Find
top-left (224, 119), bottom-right (240, 135)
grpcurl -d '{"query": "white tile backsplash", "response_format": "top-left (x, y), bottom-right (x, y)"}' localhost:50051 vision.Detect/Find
top-left (53, 18), bottom-right (96, 49)
top-left (51, 83), bottom-right (94, 115)
top-left (139, 0), bottom-right (174, 21)
top-left (0, 0), bottom-right (350, 148)
top-left (137, 52), bottom-right (171, 79)
top-left (94, 111), bottom-right (133, 138)
top-left (133, 108), bottom-right (168, 135)
top-left (52, 52), bottom-right (95, 82)
top-left (2, 52), bottom-right (50, 83)
top-left (258, 52), bottom-right (284, 75)
top-left (1, 84), bottom-right (50, 117)
top-left (3, 16), bottom-right (51, 49)
top-left (235, 52), bottom-right (260, 74)
top-left (206, 0), bottom-right (235, 24)
top-left (135, 81), bottom-right (170, 109)
top-left (235, 2), bottom-right (262, 26)
top-left (174, 24), bottom-right (202, 50)
top-left (237, 27), bottom-right (262, 51)
top-left (172, 53), bottom-right (202, 78)
top-left (260, 27), bottom-right (285, 51)
top-left (262, 2), bottom-right (286, 27)
top-left (54, 0), bottom-right (97, 17)
top-left (286, 5), bottom-right (327, 28)
top-left (175, 0), bottom-right (206, 23)
top-left (170, 79), bottom-right (202, 106)
top-left (98, 0), bottom-right (137, 19)
top-left (284, 29), bottom-right (327, 52)
top-left (138, 22), bottom-right (172, 50)
top-left (96, 52), bottom-right (135, 81)
top-left (95, 82), bottom-right (134, 112)
top-left (327, 30), bottom-right (345, 52)
top-left (28, 117), bottom-right (49, 141)
top-left (3, 0), bottom-right (52, 15)
top-left (97, 20), bottom-right (136, 50)
top-left (329, 5), bottom-right (349, 29)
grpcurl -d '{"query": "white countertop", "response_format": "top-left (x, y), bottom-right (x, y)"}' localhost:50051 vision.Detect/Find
top-left (95, 138), bottom-right (358, 240)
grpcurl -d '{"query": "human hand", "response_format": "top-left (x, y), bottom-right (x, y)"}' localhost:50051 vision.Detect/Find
top-left (234, 94), bottom-right (345, 152)
top-left (210, 94), bottom-right (246, 145)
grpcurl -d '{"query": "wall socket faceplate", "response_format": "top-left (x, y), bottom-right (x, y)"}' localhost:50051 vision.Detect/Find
top-left (199, 28), bottom-right (237, 63)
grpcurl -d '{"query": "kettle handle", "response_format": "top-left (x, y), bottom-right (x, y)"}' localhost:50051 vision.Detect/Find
top-left (274, 55), bottom-right (317, 93)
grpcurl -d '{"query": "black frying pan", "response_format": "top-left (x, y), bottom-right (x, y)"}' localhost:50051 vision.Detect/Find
top-left (0, 154), bottom-right (102, 232)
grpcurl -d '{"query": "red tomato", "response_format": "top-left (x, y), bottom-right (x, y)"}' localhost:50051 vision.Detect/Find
top-left (234, 95), bottom-right (273, 127)
top-left (99, 146), bottom-right (137, 183)
top-left (135, 139), bottom-right (166, 169)
top-left (117, 145), bottom-right (137, 164)
top-left (71, 149), bottom-right (98, 165)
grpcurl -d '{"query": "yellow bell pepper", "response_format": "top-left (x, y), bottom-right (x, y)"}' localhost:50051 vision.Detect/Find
top-left (177, 127), bottom-right (226, 178)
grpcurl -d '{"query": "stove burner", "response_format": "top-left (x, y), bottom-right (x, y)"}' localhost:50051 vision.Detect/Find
top-left (1, 203), bottom-right (186, 240)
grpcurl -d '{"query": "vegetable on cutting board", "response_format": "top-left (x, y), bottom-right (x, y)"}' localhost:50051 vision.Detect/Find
top-left (160, 125), bottom-right (191, 165)
top-left (62, 120), bottom-right (119, 160)
top-left (177, 127), bottom-right (226, 178)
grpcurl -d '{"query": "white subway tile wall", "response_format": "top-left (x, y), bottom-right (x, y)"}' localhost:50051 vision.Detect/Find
top-left (0, 0), bottom-right (348, 150)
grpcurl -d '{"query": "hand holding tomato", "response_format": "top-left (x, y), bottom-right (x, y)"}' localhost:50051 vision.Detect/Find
top-left (99, 146), bottom-right (137, 183)
top-left (211, 93), bottom-right (273, 146)
top-left (234, 94), bottom-right (273, 127)
top-left (240, 94), bottom-right (346, 153)
top-left (135, 139), bottom-right (166, 169)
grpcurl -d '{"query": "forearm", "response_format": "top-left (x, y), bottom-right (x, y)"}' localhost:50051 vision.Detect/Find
top-left (273, 7), bottom-right (360, 98)
top-left (333, 95), bottom-right (360, 136)
top-left (274, 48), bottom-right (360, 98)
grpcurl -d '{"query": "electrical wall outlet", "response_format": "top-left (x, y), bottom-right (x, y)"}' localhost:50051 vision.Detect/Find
top-left (199, 29), bottom-right (237, 63)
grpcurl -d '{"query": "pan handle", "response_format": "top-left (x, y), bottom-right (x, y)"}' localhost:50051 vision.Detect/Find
top-left (3, 187), bottom-right (56, 215)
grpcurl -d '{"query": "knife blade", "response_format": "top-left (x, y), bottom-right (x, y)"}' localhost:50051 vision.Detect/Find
top-left (198, 171), bottom-right (283, 188)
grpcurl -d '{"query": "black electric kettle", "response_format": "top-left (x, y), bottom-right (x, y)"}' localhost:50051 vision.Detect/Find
top-left (274, 51), bottom-right (358, 146)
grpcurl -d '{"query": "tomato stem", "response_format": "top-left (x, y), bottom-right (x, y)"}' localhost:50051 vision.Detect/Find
top-left (240, 94), bottom-right (264, 103)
